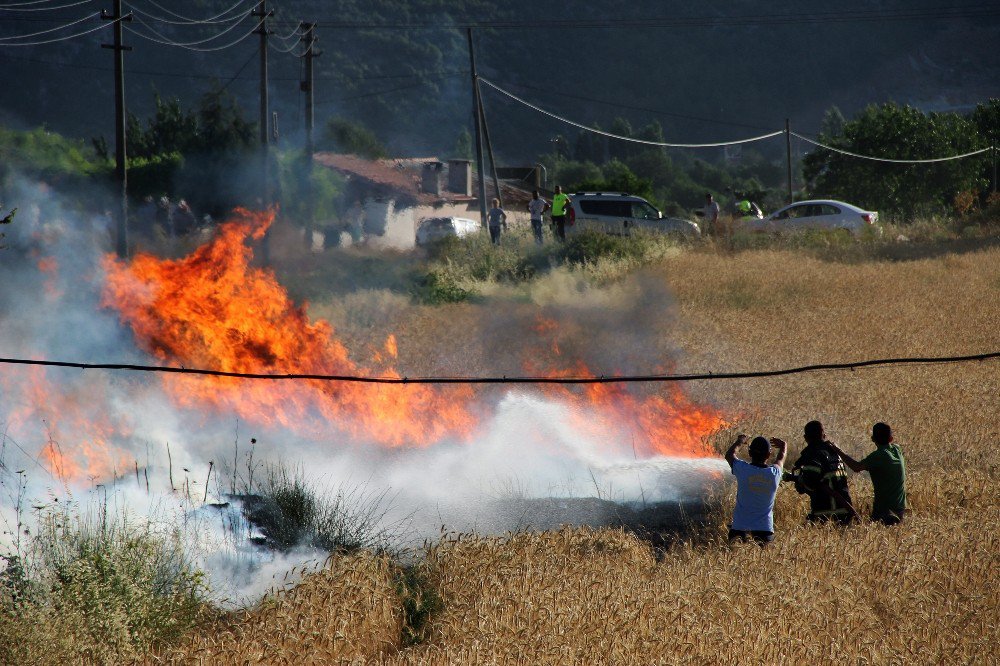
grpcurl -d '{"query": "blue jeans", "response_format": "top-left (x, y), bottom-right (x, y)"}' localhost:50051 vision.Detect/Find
top-left (489, 225), bottom-right (502, 245)
top-left (530, 219), bottom-right (544, 244)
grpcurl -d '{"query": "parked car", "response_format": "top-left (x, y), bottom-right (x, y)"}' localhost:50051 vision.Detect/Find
top-left (566, 192), bottom-right (701, 239)
top-left (415, 216), bottom-right (481, 245)
top-left (743, 199), bottom-right (880, 236)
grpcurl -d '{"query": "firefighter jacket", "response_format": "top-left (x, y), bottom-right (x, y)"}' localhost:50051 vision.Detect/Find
top-left (792, 442), bottom-right (854, 520)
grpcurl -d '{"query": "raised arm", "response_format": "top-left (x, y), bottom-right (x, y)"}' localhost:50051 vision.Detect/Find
top-left (725, 434), bottom-right (748, 469)
top-left (769, 438), bottom-right (787, 469)
top-left (828, 442), bottom-right (866, 473)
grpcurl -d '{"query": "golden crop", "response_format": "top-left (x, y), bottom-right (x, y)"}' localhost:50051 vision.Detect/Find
top-left (159, 244), bottom-right (999, 665)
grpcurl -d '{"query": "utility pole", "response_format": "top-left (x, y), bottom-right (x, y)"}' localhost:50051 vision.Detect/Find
top-left (478, 90), bottom-right (503, 209)
top-left (252, 0), bottom-right (273, 262)
top-left (101, 0), bottom-right (132, 258)
top-left (785, 118), bottom-right (793, 204)
top-left (299, 22), bottom-right (320, 247)
top-left (467, 28), bottom-right (488, 226)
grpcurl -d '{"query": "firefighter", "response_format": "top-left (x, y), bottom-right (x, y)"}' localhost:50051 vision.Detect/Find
top-left (789, 420), bottom-right (857, 524)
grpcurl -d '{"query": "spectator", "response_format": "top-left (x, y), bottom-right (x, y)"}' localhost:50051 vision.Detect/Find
top-left (527, 190), bottom-right (549, 244)
top-left (725, 434), bottom-right (787, 546)
top-left (703, 193), bottom-right (720, 235)
top-left (550, 185), bottom-right (571, 242)
top-left (487, 197), bottom-right (507, 245)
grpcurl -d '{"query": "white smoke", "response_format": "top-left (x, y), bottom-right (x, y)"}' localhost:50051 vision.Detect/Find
top-left (0, 177), bottom-right (726, 603)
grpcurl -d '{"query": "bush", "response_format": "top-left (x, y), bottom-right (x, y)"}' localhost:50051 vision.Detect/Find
top-left (559, 230), bottom-right (651, 265)
top-left (241, 464), bottom-right (397, 554)
top-left (0, 505), bottom-right (206, 664)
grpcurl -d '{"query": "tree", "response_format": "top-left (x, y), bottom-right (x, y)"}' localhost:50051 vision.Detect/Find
top-left (321, 117), bottom-right (387, 159)
top-left (970, 98), bottom-right (1000, 195)
top-left (452, 128), bottom-right (472, 160)
top-left (820, 106), bottom-right (846, 139)
top-left (802, 103), bottom-right (987, 216)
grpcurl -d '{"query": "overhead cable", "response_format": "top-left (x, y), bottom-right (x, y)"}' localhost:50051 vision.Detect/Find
top-left (0, 15), bottom-right (120, 47)
top-left (128, 11), bottom-right (249, 48)
top-left (791, 132), bottom-right (994, 164)
top-left (0, 351), bottom-right (996, 385)
top-left (268, 4), bottom-right (1000, 29)
top-left (124, 0), bottom-right (245, 25)
top-left (125, 16), bottom-right (263, 52)
top-left (480, 78), bottom-right (784, 148)
top-left (491, 79), bottom-right (777, 133)
top-left (0, 10), bottom-right (95, 40)
top-left (0, 0), bottom-right (91, 11)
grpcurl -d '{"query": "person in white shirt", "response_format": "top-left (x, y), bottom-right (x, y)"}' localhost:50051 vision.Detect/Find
top-left (486, 198), bottom-right (507, 246)
top-left (725, 434), bottom-right (787, 546)
top-left (703, 192), bottom-right (720, 235)
top-left (526, 190), bottom-right (549, 244)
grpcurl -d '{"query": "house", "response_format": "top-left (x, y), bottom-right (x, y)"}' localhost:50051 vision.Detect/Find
top-left (313, 153), bottom-right (535, 249)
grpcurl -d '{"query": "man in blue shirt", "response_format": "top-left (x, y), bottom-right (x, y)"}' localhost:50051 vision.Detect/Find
top-left (725, 434), bottom-right (787, 546)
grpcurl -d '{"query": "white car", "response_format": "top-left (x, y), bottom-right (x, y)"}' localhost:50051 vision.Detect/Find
top-left (415, 216), bottom-right (481, 245)
top-left (567, 193), bottom-right (701, 239)
top-left (744, 199), bottom-right (879, 236)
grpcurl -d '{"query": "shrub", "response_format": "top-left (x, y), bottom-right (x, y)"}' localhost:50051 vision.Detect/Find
top-left (241, 464), bottom-right (397, 554)
top-left (0, 505), bottom-right (206, 664)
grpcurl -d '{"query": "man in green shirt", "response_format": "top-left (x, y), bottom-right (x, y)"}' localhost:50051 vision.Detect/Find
top-left (828, 422), bottom-right (907, 525)
top-left (550, 185), bottom-right (571, 242)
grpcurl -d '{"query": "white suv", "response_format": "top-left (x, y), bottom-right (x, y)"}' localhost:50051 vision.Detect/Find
top-left (566, 193), bottom-right (701, 238)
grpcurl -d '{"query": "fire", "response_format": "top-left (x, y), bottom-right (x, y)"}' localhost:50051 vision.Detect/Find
top-left (102, 209), bottom-right (476, 447)
top-left (529, 359), bottom-right (724, 459)
top-left (1, 365), bottom-right (131, 483)
top-left (99, 208), bottom-right (722, 457)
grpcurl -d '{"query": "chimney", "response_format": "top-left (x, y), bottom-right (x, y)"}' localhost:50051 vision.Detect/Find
top-left (447, 159), bottom-right (472, 196)
top-left (421, 161), bottom-right (444, 196)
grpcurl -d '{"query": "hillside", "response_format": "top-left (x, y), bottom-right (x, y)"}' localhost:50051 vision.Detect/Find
top-left (2, 0), bottom-right (998, 162)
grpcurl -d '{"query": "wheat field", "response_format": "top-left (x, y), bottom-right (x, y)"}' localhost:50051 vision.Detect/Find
top-left (152, 243), bottom-right (1000, 665)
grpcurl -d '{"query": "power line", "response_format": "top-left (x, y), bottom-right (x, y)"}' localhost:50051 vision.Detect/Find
top-left (267, 4), bottom-right (1000, 29)
top-left (127, 10), bottom-right (250, 48)
top-left (0, 0), bottom-right (91, 12)
top-left (0, 14), bottom-right (119, 47)
top-left (0, 9), bottom-right (95, 40)
top-left (490, 79), bottom-right (778, 133)
top-left (791, 132), bottom-right (993, 164)
top-left (123, 0), bottom-right (245, 25)
top-left (124, 16), bottom-right (263, 52)
top-left (0, 351), bottom-right (996, 385)
top-left (480, 78), bottom-right (785, 148)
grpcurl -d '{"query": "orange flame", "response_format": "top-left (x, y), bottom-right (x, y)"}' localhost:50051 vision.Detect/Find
top-left (2, 366), bottom-right (131, 483)
top-left (99, 208), bottom-right (723, 458)
top-left (102, 209), bottom-right (476, 447)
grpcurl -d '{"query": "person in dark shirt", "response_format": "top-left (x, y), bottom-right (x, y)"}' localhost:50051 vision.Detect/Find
top-left (790, 420), bottom-right (858, 525)
top-left (828, 422), bottom-right (907, 525)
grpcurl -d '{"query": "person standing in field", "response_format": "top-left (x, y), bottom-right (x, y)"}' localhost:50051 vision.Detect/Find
top-left (827, 422), bottom-right (907, 526)
top-left (725, 434), bottom-right (787, 546)
top-left (702, 192), bottom-right (720, 235)
top-left (550, 185), bottom-right (571, 242)
top-left (527, 190), bottom-right (549, 244)
top-left (487, 198), bottom-right (507, 246)
top-left (790, 420), bottom-right (858, 525)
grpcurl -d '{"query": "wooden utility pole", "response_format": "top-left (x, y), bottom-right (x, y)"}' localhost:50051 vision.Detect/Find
top-left (466, 28), bottom-right (488, 225)
top-left (785, 118), bottom-right (793, 204)
top-left (101, 0), bottom-right (132, 258)
top-left (299, 22), bottom-right (320, 246)
top-left (252, 0), bottom-right (273, 262)
top-left (477, 88), bottom-right (503, 209)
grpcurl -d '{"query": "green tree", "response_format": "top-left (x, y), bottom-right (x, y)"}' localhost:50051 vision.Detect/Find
top-left (453, 128), bottom-right (473, 160)
top-left (802, 103), bottom-right (987, 216)
top-left (321, 117), bottom-right (387, 158)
